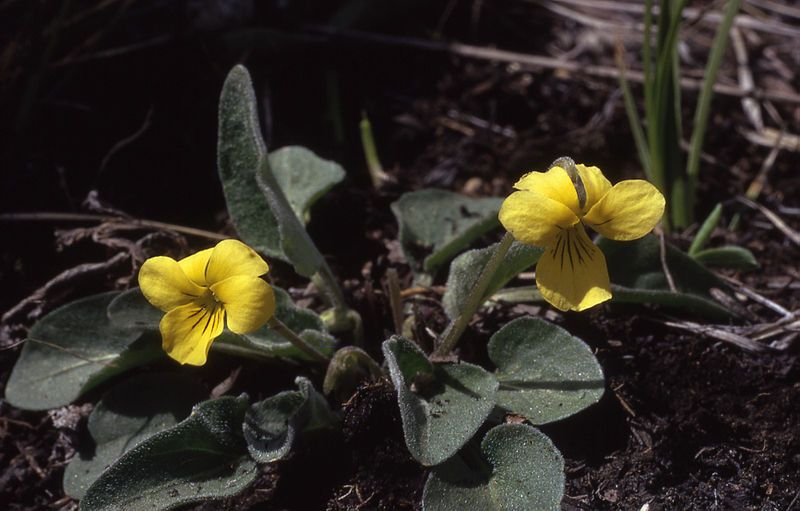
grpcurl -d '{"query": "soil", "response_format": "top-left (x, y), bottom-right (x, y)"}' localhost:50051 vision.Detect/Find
top-left (2, 2), bottom-right (799, 510)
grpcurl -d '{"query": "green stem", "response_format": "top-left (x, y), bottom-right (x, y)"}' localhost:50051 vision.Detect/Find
top-left (434, 232), bottom-right (514, 357)
top-left (268, 317), bottom-right (329, 364)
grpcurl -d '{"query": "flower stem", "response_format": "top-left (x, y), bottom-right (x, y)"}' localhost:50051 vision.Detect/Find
top-left (268, 317), bottom-right (329, 364)
top-left (434, 232), bottom-right (514, 357)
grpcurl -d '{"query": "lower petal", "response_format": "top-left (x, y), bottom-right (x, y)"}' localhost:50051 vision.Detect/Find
top-left (211, 276), bottom-right (275, 334)
top-left (159, 302), bottom-right (225, 366)
top-left (535, 226), bottom-right (611, 311)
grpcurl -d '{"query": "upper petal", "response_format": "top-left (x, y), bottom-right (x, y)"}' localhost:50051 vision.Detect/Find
top-left (205, 239), bottom-right (270, 285)
top-left (535, 225), bottom-right (612, 311)
top-left (211, 276), bottom-right (276, 334)
top-left (583, 180), bottom-right (665, 240)
top-left (513, 165), bottom-right (580, 214)
top-left (159, 302), bottom-right (225, 366)
top-left (576, 164), bottom-right (611, 213)
top-left (499, 190), bottom-right (580, 247)
top-left (178, 248), bottom-right (213, 286)
top-left (138, 256), bottom-right (204, 312)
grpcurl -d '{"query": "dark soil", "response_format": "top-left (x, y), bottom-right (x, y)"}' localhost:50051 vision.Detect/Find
top-left (2, 2), bottom-right (799, 510)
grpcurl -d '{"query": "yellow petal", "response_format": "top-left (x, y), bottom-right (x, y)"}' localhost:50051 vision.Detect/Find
top-left (206, 239), bottom-right (270, 285)
top-left (583, 180), bottom-right (665, 240)
top-left (138, 256), bottom-right (204, 312)
top-left (535, 225), bottom-right (612, 311)
top-left (211, 276), bottom-right (275, 334)
top-left (178, 248), bottom-right (213, 286)
top-left (513, 166), bottom-right (580, 214)
top-left (159, 302), bottom-right (225, 366)
top-left (576, 164), bottom-right (611, 213)
top-left (499, 190), bottom-right (580, 247)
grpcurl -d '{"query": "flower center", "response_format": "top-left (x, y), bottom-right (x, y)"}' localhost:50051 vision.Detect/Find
top-left (196, 288), bottom-right (221, 311)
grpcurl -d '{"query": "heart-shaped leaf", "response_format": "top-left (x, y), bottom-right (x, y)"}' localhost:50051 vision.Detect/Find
top-left (63, 372), bottom-right (207, 499)
top-left (243, 376), bottom-right (337, 463)
top-left (422, 423), bottom-right (564, 511)
top-left (443, 241), bottom-right (543, 319)
top-left (488, 317), bottom-right (604, 424)
top-left (81, 395), bottom-right (257, 511)
top-left (391, 189), bottom-right (502, 278)
top-left (692, 246), bottom-right (758, 270)
top-left (5, 292), bottom-right (164, 411)
top-left (218, 65), bottom-right (331, 276)
top-left (107, 286), bottom-right (336, 363)
top-left (382, 337), bottom-right (498, 466)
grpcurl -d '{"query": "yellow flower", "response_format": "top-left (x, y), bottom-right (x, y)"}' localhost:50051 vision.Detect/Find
top-left (499, 162), bottom-right (665, 311)
top-left (138, 239), bottom-right (276, 365)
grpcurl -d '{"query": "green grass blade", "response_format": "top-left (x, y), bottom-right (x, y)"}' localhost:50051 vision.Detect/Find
top-left (688, 203), bottom-right (722, 255)
top-left (616, 49), bottom-right (651, 179)
top-left (686, 0), bottom-right (742, 185)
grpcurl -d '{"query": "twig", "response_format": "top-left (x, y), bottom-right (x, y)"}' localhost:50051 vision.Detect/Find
top-left (718, 274), bottom-right (792, 317)
top-left (1, 252), bottom-right (129, 323)
top-left (660, 319), bottom-right (768, 352)
top-left (730, 27), bottom-right (763, 132)
top-left (737, 197), bottom-right (800, 246)
top-left (658, 230), bottom-right (677, 292)
top-left (305, 25), bottom-right (800, 105)
top-left (98, 107), bottom-right (154, 176)
top-left (0, 212), bottom-right (227, 241)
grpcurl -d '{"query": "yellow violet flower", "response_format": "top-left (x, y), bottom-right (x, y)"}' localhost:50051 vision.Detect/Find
top-left (138, 239), bottom-right (276, 366)
top-left (499, 161), bottom-right (665, 311)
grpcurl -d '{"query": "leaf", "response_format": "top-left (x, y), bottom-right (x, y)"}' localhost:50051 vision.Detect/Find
top-left (422, 423), bottom-right (564, 511)
top-left (81, 395), bottom-right (258, 511)
top-left (688, 203), bottom-right (722, 255)
top-left (243, 389), bottom-right (305, 463)
top-left (693, 246), bottom-right (758, 270)
top-left (322, 346), bottom-right (383, 401)
top-left (107, 286), bottom-right (336, 363)
top-left (391, 189), bottom-right (503, 277)
top-left (217, 65), bottom-right (326, 276)
top-left (597, 234), bottom-right (734, 320)
top-left (269, 146), bottom-right (345, 223)
top-left (382, 337), bottom-right (498, 466)
top-left (243, 376), bottom-right (337, 463)
top-left (63, 372), bottom-right (207, 499)
top-left (488, 317), bottom-right (604, 424)
top-left (442, 241), bottom-right (543, 319)
top-left (5, 293), bottom-right (164, 411)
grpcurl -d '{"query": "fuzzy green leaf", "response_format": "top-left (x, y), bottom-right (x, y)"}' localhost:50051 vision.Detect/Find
top-left (218, 65), bottom-right (331, 276)
top-left (5, 293), bottom-right (164, 411)
top-left (391, 190), bottom-right (503, 278)
top-left (693, 246), bottom-right (758, 270)
top-left (243, 390), bottom-right (305, 463)
top-left (269, 146), bottom-right (345, 223)
top-left (423, 423), bottom-right (564, 511)
top-left (63, 373), bottom-right (206, 499)
top-left (488, 317), bottom-right (604, 424)
top-left (443, 241), bottom-right (543, 319)
top-left (81, 395), bottom-right (257, 511)
top-left (382, 337), bottom-right (498, 466)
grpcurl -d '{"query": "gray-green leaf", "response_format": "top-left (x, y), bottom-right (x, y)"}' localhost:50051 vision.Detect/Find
top-left (382, 337), bottom-right (498, 466)
top-left (488, 317), bottom-right (604, 424)
top-left (217, 65), bottom-right (329, 276)
top-left (63, 372), bottom-right (207, 499)
top-left (5, 293), bottom-right (164, 411)
top-left (81, 395), bottom-right (257, 511)
top-left (443, 241), bottom-right (543, 319)
top-left (243, 376), bottom-right (337, 463)
top-left (270, 146), bottom-right (345, 223)
top-left (391, 189), bottom-right (502, 278)
top-left (693, 245), bottom-right (758, 270)
top-left (422, 423), bottom-right (564, 511)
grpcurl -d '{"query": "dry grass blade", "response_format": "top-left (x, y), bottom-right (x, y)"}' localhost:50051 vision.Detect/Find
top-left (737, 196), bottom-right (800, 246)
top-left (660, 319), bottom-right (769, 352)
